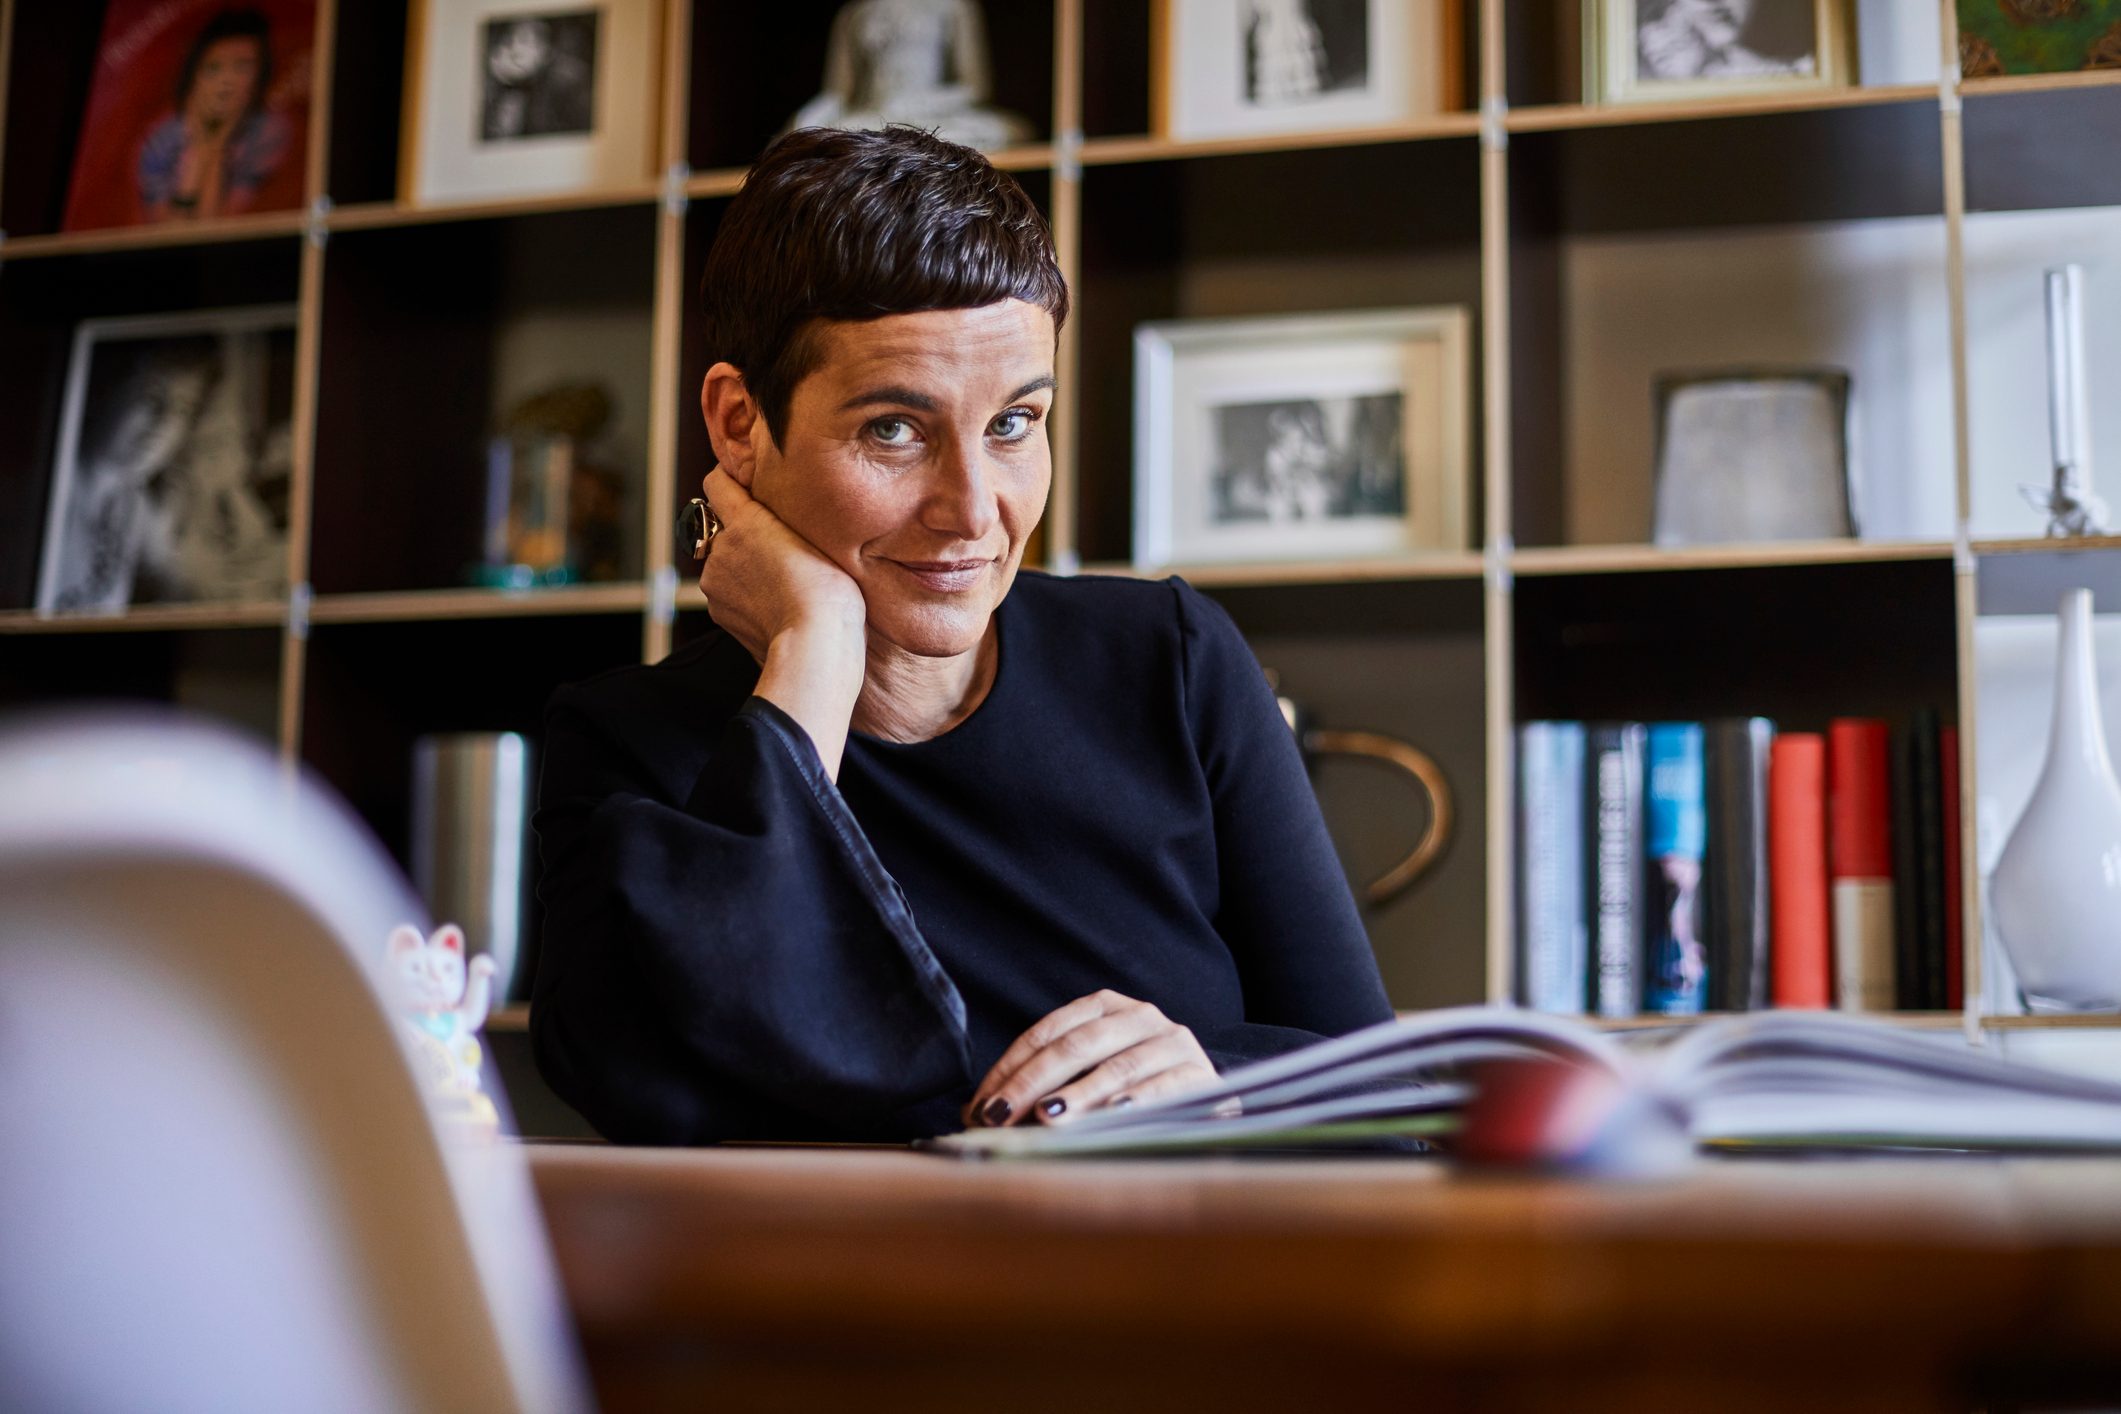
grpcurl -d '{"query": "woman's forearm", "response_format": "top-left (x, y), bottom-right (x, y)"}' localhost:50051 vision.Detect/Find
top-left (753, 618), bottom-right (866, 780)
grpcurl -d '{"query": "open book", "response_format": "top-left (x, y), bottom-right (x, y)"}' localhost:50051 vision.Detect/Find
top-left (925, 1007), bottom-right (2121, 1161)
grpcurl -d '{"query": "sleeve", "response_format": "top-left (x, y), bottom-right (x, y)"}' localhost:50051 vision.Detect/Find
top-left (1171, 579), bottom-right (1397, 1069)
top-left (530, 692), bottom-right (973, 1144)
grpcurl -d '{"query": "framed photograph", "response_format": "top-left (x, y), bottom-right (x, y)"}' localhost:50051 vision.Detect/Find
top-left (1153, 0), bottom-right (1465, 142)
top-left (1586, 0), bottom-right (1855, 105)
top-left (37, 306), bottom-right (298, 615)
top-left (62, 0), bottom-right (315, 232)
top-left (1134, 307), bottom-right (1471, 569)
top-left (1957, 1), bottom-right (2121, 79)
top-left (1650, 368), bottom-right (1855, 547)
top-left (401, 0), bottom-right (662, 206)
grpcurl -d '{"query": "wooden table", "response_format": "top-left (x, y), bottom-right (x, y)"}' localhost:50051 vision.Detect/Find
top-left (527, 1144), bottom-right (2121, 1412)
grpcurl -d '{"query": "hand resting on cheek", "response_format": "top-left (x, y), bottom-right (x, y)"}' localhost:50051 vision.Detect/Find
top-left (697, 464), bottom-right (866, 666)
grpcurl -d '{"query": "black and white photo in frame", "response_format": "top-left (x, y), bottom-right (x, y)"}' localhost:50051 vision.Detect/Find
top-left (402, 0), bottom-right (660, 205)
top-left (37, 306), bottom-right (297, 614)
top-left (1650, 368), bottom-right (1856, 546)
top-left (1134, 307), bottom-right (1470, 569)
top-left (1587, 0), bottom-right (1853, 104)
top-left (480, 9), bottom-right (599, 141)
top-left (1156, 0), bottom-right (1462, 141)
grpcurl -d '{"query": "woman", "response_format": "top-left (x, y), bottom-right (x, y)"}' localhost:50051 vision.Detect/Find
top-left (531, 126), bottom-right (1394, 1145)
top-left (138, 8), bottom-right (291, 223)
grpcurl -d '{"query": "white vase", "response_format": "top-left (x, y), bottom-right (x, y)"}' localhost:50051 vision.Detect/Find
top-left (1991, 589), bottom-right (2121, 1013)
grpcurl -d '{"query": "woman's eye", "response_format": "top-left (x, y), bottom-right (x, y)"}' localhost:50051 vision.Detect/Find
top-left (990, 408), bottom-right (1038, 440)
top-left (868, 416), bottom-right (917, 446)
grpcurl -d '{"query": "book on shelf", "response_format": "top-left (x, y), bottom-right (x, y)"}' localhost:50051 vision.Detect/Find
top-left (1830, 718), bottom-right (1896, 1010)
top-left (1517, 712), bottom-right (1960, 1016)
top-left (928, 1005), bottom-right (2121, 1161)
top-left (1587, 722), bottom-right (1645, 1019)
top-left (1768, 733), bottom-right (1833, 1007)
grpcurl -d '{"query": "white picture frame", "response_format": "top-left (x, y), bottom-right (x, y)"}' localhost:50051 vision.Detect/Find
top-left (401, 0), bottom-right (662, 207)
top-left (1586, 0), bottom-right (1855, 105)
top-left (1154, 0), bottom-right (1464, 142)
top-left (1133, 306), bottom-right (1471, 570)
top-left (37, 305), bottom-right (299, 616)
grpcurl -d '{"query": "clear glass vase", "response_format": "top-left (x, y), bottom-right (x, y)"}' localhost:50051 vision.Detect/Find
top-left (1991, 589), bottom-right (2121, 1013)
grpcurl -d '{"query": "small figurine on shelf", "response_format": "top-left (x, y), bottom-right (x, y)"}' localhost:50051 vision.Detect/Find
top-left (384, 922), bottom-right (500, 1133)
top-left (2021, 265), bottom-right (2110, 539)
top-left (785, 0), bottom-right (1034, 152)
top-left (468, 381), bottom-right (626, 589)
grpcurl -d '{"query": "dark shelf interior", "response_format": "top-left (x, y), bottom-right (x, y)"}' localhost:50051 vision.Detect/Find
top-left (0, 240), bottom-right (303, 610)
top-left (0, 626), bottom-right (281, 743)
top-left (0, 2), bottom-right (104, 240)
top-left (1205, 576), bottom-right (1489, 1010)
top-left (1512, 559), bottom-right (1959, 727)
top-left (1074, 139), bottom-right (1483, 565)
top-left (310, 205), bottom-right (656, 595)
top-left (684, 0), bottom-right (1053, 172)
top-left (1964, 84), bottom-right (2121, 214)
top-left (326, 0), bottom-right (411, 208)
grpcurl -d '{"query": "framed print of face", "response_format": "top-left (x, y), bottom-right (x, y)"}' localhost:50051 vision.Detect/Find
top-left (1133, 307), bottom-right (1471, 570)
top-left (37, 306), bottom-right (299, 615)
top-left (401, 0), bottom-right (662, 206)
top-left (1650, 368), bottom-right (1856, 547)
top-left (62, 0), bottom-right (316, 232)
top-left (1154, 0), bottom-right (1465, 141)
top-left (1587, 0), bottom-right (1855, 104)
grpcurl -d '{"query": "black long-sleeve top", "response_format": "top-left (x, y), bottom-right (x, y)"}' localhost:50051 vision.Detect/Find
top-left (530, 570), bottom-right (1394, 1144)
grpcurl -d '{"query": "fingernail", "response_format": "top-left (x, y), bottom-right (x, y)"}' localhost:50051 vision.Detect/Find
top-left (1112, 1095), bottom-right (1135, 1109)
top-left (981, 1096), bottom-right (1012, 1126)
top-left (1040, 1096), bottom-right (1067, 1120)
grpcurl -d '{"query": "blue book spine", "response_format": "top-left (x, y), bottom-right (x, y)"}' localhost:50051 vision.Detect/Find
top-left (1517, 721), bottom-right (1588, 1013)
top-left (1588, 723), bottom-right (1647, 1018)
top-left (1644, 723), bottom-right (1708, 1015)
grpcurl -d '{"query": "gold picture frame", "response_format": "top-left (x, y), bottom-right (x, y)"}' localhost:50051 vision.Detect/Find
top-left (399, 0), bottom-right (664, 208)
top-left (1585, 0), bottom-right (1855, 106)
top-left (1151, 0), bottom-right (1466, 142)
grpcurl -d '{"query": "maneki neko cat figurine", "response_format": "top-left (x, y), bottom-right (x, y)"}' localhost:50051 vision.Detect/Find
top-left (384, 923), bottom-right (500, 1132)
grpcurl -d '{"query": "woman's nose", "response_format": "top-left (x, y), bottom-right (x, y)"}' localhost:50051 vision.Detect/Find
top-left (922, 438), bottom-right (999, 541)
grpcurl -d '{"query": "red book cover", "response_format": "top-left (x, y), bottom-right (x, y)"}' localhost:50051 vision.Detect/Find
top-left (1769, 733), bottom-right (1832, 1008)
top-left (1941, 724), bottom-right (1964, 1009)
top-left (63, 0), bottom-right (315, 232)
top-left (1829, 718), bottom-right (1896, 1009)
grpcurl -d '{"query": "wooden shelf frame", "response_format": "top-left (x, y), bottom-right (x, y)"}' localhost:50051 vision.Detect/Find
top-left (0, 0), bottom-right (2098, 1032)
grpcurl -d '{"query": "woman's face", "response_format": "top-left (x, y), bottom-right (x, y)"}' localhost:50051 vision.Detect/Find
top-left (748, 300), bottom-right (1056, 660)
top-left (188, 36), bottom-right (263, 127)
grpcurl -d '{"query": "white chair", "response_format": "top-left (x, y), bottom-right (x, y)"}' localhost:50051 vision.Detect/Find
top-left (0, 710), bottom-right (588, 1414)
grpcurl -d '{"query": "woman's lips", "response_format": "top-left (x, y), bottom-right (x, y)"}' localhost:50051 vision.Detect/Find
top-left (892, 558), bottom-right (993, 593)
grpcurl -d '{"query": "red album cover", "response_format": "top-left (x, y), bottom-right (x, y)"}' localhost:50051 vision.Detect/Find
top-left (62, 0), bottom-right (315, 232)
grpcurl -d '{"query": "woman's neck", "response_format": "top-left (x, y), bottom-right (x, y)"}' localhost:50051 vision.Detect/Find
top-left (850, 623), bottom-right (998, 743)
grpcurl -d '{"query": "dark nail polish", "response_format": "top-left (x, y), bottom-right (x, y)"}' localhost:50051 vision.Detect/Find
top-left (981, 1095), bottom-right (1012, 1126)
top-left (1112, 1095), bottom-right (1135, 1110)
top-left (1041, 1096), bottom-right (1067, 1119)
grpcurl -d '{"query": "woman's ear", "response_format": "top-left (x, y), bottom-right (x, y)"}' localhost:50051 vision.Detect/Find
top-left (700, 362), bottom-right (766, 489)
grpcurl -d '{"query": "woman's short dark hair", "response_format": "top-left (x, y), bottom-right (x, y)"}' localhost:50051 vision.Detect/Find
top-left (700, 125), bottom-right (1069, 441)
top-left (176, 8), bottom-right (274, 111)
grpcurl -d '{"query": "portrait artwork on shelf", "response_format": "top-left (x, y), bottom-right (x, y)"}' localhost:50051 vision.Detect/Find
top-left (401, 0), bottom-right (661, 206)
top-left (62, 0), bottom-right (316, 232)
top-left (1154, 0), bottom-right (1464, 142)
top-left (1133, 307), bottom-right (1470, 569)
top-left (1955, 0), bottom-right (2121, 79)
top-left (1650, 368), bottom-right (1856, 547)
top-left (37, 306), bottom-right (298, 615)
top-left (1585, 0), bottom-right (1855, 105)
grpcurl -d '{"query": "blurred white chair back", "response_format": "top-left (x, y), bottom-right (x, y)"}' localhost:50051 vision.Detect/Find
top-left (0, 712), bottom-right (588, 1414)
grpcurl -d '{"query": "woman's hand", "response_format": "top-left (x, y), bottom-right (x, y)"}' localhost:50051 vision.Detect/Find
top-left (963, 990), bottom-right (1219, 1127)
top-left (698, 466), bottom-right (865, 659)
top-left (700, 466), bottom-right (868, 778)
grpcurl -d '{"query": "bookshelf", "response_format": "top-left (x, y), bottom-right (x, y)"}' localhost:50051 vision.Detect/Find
top-left (3, 0), bottom-right (2117, 1049)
